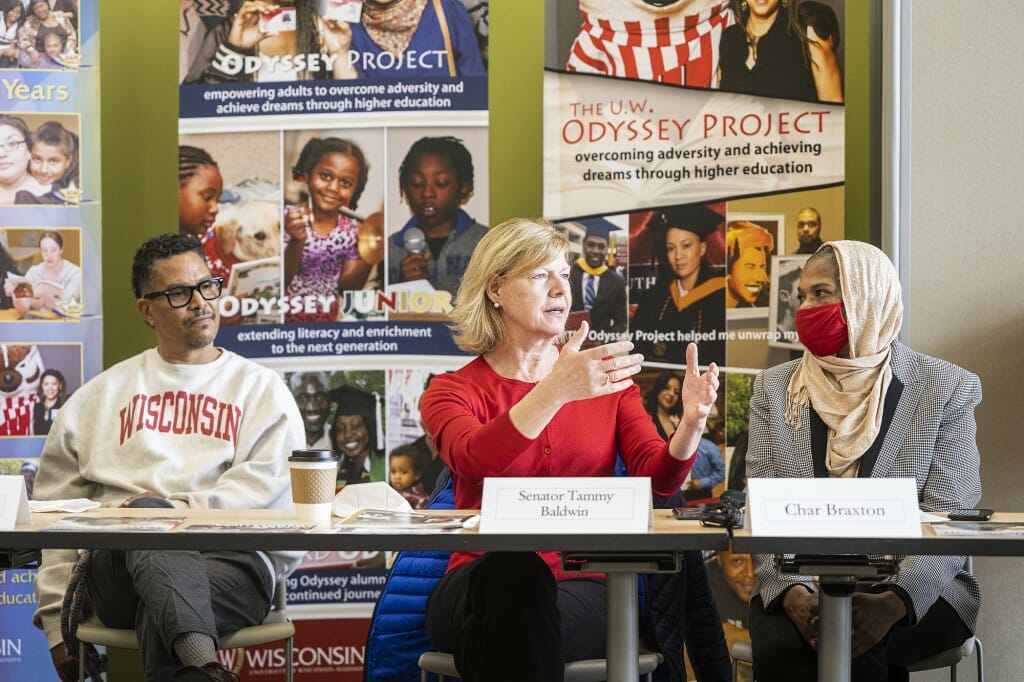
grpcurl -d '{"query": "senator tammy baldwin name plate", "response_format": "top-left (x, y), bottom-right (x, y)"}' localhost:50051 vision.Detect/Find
top-left (479, 477), bottom-right (652, 534)
top-left (747, 477), bottom-right (921, 538)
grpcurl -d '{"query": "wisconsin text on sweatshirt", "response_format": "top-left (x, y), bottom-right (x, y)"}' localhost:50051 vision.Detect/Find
top-left (118, 392), bottom-right (241, 445)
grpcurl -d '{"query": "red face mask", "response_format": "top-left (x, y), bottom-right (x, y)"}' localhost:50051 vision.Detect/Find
top-left (795, 302), bottom-right (848, 356)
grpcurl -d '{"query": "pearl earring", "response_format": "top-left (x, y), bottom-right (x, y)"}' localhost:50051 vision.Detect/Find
top-left (493, 301), bottom-right (500, 308)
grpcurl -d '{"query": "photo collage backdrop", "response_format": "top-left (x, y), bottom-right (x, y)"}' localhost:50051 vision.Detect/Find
top-left (179, 1), bottom-right (488, 678)
top-left (544, 1), bottom-right (846, 675)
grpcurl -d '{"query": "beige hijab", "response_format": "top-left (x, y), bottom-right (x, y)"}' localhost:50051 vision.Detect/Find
top-left (785, 241), bottom-right (903, 477)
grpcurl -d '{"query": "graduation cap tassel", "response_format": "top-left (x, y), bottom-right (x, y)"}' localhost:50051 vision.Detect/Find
top-left (373, 391), bottom-right (384, 451)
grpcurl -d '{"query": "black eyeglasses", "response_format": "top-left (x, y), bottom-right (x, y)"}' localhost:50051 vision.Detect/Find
top-left (0, 139), bottom-right (27, 153)
top-left (142, 277), bottom-right (223, 308)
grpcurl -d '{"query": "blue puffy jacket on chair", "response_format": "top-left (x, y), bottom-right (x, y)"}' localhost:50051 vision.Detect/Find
top-left (362, 469), bottom-right (730, 682)
top-left (363, 474), bottom-right (456, 682)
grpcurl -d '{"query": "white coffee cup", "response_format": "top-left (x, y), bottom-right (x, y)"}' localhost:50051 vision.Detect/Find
top-left (288, 449), bottom-right (339, 524)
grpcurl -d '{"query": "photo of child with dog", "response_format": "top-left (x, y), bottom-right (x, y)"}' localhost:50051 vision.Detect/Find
top-left (282, 128), bottom-right (385, 323)
top-left (0, 342), bottom-right (82, 437)
top-left (178, 132), bottom-right (283, 325)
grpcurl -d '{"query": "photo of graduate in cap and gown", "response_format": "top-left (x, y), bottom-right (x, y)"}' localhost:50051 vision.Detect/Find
top-left (631, 204), bottom-right (726, 367)
top-left (568, 217), bottom-right (628, 343)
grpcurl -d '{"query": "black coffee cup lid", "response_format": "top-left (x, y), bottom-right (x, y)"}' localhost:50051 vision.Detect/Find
top-left (288, 449), bottom-right (338, 462)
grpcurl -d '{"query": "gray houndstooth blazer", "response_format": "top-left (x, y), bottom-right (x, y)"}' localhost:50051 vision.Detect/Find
top-left (747, 340), bottom-right (982, 630)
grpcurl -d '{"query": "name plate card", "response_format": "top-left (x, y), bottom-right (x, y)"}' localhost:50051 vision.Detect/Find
top-left (0, 475), bottom-right (31, 530)
top-left (480, 477), bottom-right (652, 534)
top-left (747, 477), bottom-right (921, 538)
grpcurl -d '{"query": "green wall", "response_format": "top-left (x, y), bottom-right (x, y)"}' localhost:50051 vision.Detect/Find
top-left (100, 1), bottom-right (870, 367)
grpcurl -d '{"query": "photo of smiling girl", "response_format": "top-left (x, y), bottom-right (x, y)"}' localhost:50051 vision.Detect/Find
top-left (283, 131), bottom-right (384, 322)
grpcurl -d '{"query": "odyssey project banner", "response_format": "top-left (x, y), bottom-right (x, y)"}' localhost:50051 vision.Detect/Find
top-left (179, 2), bottom-right (489, 678)
top-left (545, 3), bottom-right (847, 675)
top-left (543, 0), bottom-right (848, 375)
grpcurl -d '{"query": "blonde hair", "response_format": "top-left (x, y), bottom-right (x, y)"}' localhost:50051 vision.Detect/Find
top-left (450, 218), bottom-right (570, 355)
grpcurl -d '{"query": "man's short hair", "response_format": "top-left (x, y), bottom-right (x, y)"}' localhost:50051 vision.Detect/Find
top-left (797, 206), bottom-right (821, 223)
top-left (289, 371), bottom-right (329, 395)
top-left (131, 233), bottom-right (205, 298)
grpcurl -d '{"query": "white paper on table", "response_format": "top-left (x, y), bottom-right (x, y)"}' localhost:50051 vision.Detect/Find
top-left (29, 498), bottom-right (102, 513)
top-left (332, 481), bottom-right (411, 518)
top-left (920, 511), bottom-right (947, 523)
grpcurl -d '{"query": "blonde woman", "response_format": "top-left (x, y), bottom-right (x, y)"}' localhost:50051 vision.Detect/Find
top-left (420, 218), bottom-right (727, 681)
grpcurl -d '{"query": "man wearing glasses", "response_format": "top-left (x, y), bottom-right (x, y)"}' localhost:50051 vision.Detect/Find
top-left (33, 233), bottom-right (304, 682)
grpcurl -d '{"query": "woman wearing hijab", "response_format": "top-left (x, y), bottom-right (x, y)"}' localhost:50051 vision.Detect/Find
top-left (746, 241), bottom-right (981, 681)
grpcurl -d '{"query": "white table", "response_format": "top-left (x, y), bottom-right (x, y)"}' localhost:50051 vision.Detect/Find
top-left (2, 507), bottom-right (729, 682)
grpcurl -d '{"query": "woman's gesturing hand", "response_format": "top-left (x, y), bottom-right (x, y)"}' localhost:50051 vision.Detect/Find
top-left (680, 342), bottom-right (719, 430)
top-left (666, 342), bottom-right (719, 460)
top-left (545, 321), bottom-right (643, 405)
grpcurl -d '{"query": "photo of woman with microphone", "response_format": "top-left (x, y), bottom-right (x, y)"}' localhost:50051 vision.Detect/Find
top-left (387, 135), bottom-right (488, 297)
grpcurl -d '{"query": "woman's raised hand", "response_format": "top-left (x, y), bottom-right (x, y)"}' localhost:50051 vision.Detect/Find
top-left (545, 321), bottom-right (644, 404)
top-left (318, 16), bottom-right (353, 56)
top-left (229, 2), bottom-right (279, 49)
top-left (317, 16), bottom-right (358, 78)
top-left (680, 342), bottom-right (719, 430)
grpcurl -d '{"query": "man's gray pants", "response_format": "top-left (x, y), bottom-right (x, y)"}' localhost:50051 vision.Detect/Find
top-left (85, 545), bottom-right (274, 681)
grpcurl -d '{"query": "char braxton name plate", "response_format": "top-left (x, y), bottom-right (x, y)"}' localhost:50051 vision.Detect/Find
top-left (747, 477), bottom-right (921, 538)
top-left (480, 477), bottom-right (652, 533)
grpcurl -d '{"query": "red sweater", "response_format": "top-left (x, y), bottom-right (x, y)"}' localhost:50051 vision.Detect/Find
top-left (420, 356), bottom-right (693, 579)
